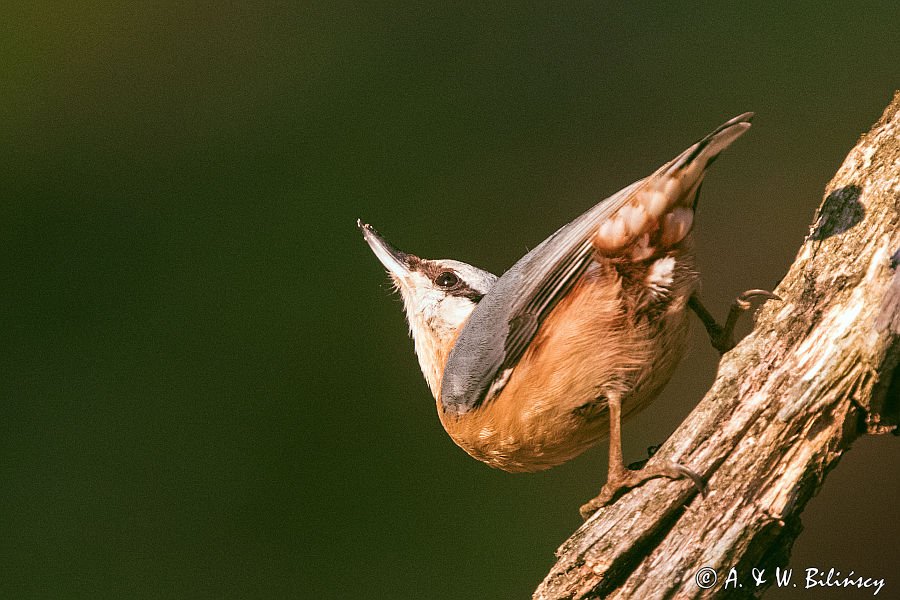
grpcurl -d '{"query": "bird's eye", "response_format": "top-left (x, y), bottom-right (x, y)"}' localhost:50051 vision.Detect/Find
top-left (434, 271), bottom-right (460, 288)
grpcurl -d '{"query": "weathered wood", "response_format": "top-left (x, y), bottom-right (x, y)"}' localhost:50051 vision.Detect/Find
top-left (535, 93), bottom-right (900, 600)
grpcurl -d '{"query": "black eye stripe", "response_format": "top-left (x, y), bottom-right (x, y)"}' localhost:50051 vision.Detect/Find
top-left (422, 263), bottom-right (485, 302)
top-left (449, 287), bottom-right (484, 302)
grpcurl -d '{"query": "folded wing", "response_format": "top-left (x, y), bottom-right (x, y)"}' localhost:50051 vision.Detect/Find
top-left (439, 113), bottom-right (753, 416)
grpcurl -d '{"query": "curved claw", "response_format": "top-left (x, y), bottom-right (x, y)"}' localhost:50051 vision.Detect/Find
top-left (735, 289), bottom-right (782, 310)
top-left (691, 289), bottom-right (781, 355)
top-left (668, 463), bottom-right (708, 497)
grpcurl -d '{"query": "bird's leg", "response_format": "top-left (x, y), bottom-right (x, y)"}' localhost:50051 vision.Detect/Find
top-left (579, 394), bottom-right (706, 520)
top-left (689, 289), bottom-right (780, 355)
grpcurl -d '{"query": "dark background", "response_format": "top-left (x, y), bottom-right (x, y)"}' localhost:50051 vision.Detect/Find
top-left (2, 3), bottom-right (897, 599)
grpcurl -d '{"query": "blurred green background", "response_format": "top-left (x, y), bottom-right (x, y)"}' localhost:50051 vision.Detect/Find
top-left (1, 3), bottom-right (897, 599)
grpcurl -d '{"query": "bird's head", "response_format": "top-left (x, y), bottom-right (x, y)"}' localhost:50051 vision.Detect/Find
top-left (359, 220), bottom-right (497, 398)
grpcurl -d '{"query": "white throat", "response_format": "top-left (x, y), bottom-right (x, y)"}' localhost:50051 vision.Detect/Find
top-left (401, 288), bottom-right (477, 399)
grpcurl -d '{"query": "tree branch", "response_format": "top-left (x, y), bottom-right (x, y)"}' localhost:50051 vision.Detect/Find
top-left (535, 93), bottom-right (900, 599)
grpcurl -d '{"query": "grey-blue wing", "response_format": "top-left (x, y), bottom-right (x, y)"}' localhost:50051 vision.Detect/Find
top-left (439, 182), bottom-right (638, 416)
top-left (439, 113), bottom-right (753, 416)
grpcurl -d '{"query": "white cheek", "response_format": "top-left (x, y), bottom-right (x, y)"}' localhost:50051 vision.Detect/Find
top-left (440, 296), bottom-right (477, 328)
top-left (418, 291), bottom-right (443, 320)
top-left (420, 295), bottom-right (476, 339)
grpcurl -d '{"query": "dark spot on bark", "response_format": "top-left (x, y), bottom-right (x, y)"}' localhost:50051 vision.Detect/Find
top-left (805, 413), bottom-right (834, 441)
top-left (809, 185), bottom-right (864, 241)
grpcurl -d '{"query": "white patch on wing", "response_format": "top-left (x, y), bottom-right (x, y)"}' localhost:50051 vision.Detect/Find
top-left (594, 216), bottom-right (628, 251)
top-left (618, 202), bottom-right (650, 235)
top-left (638, 189), bottom-right (665, 217)
top-left (485, 367), bottom-right (514, 402)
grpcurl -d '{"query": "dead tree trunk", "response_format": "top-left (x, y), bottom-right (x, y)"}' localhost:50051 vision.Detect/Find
top-left (535, 93), bottom-right (900, 600)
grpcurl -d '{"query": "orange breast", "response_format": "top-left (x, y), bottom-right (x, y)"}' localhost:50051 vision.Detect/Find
top-left (438, 263), bottom-right (693, 472)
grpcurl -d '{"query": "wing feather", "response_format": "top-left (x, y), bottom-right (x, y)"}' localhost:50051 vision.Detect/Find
top-left (440, 114), bottom-right (753, 415)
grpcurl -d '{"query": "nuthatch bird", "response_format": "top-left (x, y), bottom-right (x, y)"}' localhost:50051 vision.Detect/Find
top-left (360, 114), bottom-right (776, 518)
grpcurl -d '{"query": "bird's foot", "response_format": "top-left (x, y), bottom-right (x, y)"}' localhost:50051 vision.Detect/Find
top-left (689, 289), bottom-right (781, 355)
top-left (579, 460), bottom-right (707, 520)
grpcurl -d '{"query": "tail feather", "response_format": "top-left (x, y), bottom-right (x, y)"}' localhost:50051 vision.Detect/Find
top-left (592, 113), bottom-right (752, 256)
top-left (677, 112), bottom-right (754, 169)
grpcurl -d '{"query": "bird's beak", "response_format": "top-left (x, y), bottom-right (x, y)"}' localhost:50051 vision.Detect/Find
top-left (358, 219), bottom-right (414, 279)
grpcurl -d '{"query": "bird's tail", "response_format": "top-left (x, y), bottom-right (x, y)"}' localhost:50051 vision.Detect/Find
top-left (592, 113), bottom-right (752, 257)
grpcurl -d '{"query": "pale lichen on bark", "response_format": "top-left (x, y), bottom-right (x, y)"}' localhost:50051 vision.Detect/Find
top-left (535, 93), bottom-right (900, 600)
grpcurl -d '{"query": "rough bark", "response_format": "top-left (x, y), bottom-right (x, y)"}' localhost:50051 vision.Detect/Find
top-left (535, 93), bottom-right (900, 600)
